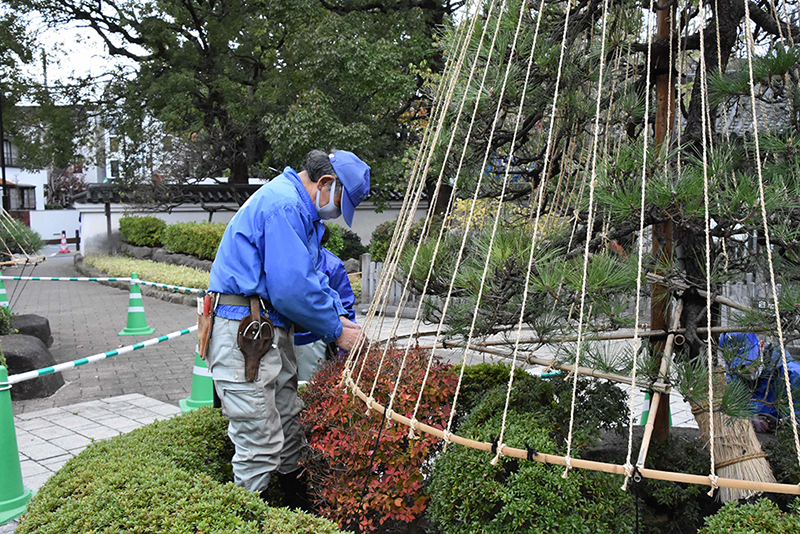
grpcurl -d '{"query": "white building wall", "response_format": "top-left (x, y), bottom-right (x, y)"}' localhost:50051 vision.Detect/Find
top-left (77, 200), bottom-right (430, 256)
top-left (29, 210), bottom-right (80, 242)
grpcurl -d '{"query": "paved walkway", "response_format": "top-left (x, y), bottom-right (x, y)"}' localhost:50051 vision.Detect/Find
top-left (5, 246), bottom-right (198, 414)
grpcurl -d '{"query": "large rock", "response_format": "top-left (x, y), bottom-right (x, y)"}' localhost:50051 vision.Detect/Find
top-left (2, 334), bottom-right (64, 400)
top-left (344, 258), bottom-right (360, 273)
top-left (11, 314), bottom-right (54, 348)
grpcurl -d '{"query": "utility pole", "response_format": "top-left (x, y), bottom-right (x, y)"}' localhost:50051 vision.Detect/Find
top-left (650, 1), bottom-right (677, 442)
top-left (0, 87), bottom-right (9, 212)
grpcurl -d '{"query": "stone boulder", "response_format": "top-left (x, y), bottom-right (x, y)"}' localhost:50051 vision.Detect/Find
top-left (344, 258), bottom-right (360, 273)
top-left (2, 334), bottom-right (64, 400)
top-left (11, 314), bottom-right (54, 348)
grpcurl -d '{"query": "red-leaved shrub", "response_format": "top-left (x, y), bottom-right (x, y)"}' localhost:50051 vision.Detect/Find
top-left (300, 347), bottom-right (457, 533)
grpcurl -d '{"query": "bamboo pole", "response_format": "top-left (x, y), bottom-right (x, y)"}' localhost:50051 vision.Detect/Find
top-left (404, 325), bottom-right (768, 349)
top-left (346, 375), bottom-right (800, 495)
top-left (636, 299), bottom-right (684, 468)
top-left (646, 273), bottom-right (755, 313)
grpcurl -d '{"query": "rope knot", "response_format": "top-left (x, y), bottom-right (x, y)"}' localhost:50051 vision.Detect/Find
top-left (621, 462), bottom-right (633, 491)
top-left (408, 418), bottom-right (419, 439)
top-left (442, 430), bottom-right (452, 445)
top-left (562, 456), bottom-right (573, 479)
top-left (490, 443), bottom-right (506, 466)
top-left (707, 474), bottom-right (719, 498)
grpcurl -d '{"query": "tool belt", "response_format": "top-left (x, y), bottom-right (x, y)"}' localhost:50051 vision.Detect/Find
top-left (236, 295), bottom-right (275, 382)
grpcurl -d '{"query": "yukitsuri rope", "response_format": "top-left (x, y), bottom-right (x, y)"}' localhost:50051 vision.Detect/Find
top-left (561, 0), bottom-right (613, 477)
top-left (442, 0), bottom-right (549, 451)
top-left (407, 0), bottom-right (532, 441)
top-left (356, 0), bottom-right (491, 411)
top-left (696, 1), bottom-right (720, 497)
top-left (622, 4), bottom-right (656, 491)
top-left (7, 325), bottom-right (198, 384)
top-left (352, 0), bottom-right (494, 409)
top-left (742, 0), bottom-right (800, 474)
top-left (397, 0), bottom-right (512, 436)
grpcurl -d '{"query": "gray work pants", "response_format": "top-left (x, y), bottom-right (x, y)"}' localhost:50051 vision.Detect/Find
top-left (295, 339), bottom-right (328, 382)
top-left (206, 316), bottom-right (304, 492)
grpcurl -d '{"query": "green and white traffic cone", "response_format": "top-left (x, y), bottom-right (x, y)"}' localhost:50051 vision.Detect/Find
top-left (0, 366), bottom-right (33, 524)
top-left (640, 391), bottom-right (672, 426)
top-left (0, 275), bottom-right (9, 309)
top-left (179, 346), bottom-right (214, 413)
top-left (118, 272), bottom-right (155, 336)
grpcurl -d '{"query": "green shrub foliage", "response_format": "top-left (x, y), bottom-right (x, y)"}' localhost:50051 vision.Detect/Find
top-left (300, 348), bottom-right (458, 532)
top-left (119, 216), bottom-right (167, 247)
top-left (0, 217), bottom-right (43, 259)
top-left (699, 498), bottom-right (800, 534)
top-left (162, 222), bottom-right (227, 260)
top-left (427, 373), bottom-right (633, 534)
top-left (369, 217), bottom-right (427, 263)
top-left (324, 223), bottom-right (344, 257)
top-left (17, 408), bottom-right (344, 534)
top-left (0, 306), bottom-right (13, 335)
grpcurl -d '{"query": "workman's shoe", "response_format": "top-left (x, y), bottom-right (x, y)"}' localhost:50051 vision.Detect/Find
top-left (278, 468), bottom-right (314, 513)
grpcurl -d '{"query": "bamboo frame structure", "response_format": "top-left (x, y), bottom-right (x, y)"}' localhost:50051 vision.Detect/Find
top-left (345, 374), bottom-right (800, 495)
top-left (636, 299), bottom-right (683, 467)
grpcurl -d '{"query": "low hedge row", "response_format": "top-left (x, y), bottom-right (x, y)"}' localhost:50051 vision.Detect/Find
top-left (118, 216), bottom-right (368, 262)
top-left (119, 216), bottom-right (166, 247)
top-left (17, 407), bottom-right (344, 534)
top-left (162, 222), bottom-right (227, 260)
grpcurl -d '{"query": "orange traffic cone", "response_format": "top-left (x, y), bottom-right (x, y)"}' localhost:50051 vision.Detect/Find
top-left (58, 231), bottom-right (70, 254)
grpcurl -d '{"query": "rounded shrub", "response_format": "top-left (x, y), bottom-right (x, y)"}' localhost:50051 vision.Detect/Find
top-left (699, 498), bottom-right (800, 533)
top-left (368, 218), bottom-right (427, 263)
top-left (0, 217), bottom-right (43, 259)
top-left (17, 407), bottom-right (344, 534)
top-left (0, 306), bottom-right (13, 335)
top-left (119, 216), bottom-right (167, 247)
top-left (162, 222), bottom-right (227, 260)
top-left (427, 373), bottom-right (634, 534)
top-left (324, 223), bottom-right (344, 257)
top-left (300, 348), bottom-right (458, 532)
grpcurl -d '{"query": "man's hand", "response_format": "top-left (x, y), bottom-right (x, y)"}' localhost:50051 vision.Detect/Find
top-left (336, 316), bottom-right (362, 352)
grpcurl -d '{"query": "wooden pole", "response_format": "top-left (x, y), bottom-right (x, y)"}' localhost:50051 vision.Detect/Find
top-left (650, 0), bottom-right (677, 443)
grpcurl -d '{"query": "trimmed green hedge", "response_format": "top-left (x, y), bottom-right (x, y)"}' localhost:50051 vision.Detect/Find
top-left (427, 373), bottom-right (634, 534)
top-left (119, 216), bottom-right (167, 247)
top-left (162, 222), bottom-right (227, 260)
top-left (0, 217), bottom-right (43, 259)
top-left (699, 498), bottom-right (800, 533)
top-left (17, 408), bottom-right (344, 534)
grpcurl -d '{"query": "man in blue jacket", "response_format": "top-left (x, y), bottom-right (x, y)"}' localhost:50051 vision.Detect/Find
top-left (206, 149), bottom-right (369, 509)
top-left (295, 245), bottom-right (356, 382)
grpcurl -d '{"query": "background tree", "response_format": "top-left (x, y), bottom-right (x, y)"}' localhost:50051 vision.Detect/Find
top-left (12, 0), bottom-right (459, 190)
top-left (399, 0), bottom-right (800, 417)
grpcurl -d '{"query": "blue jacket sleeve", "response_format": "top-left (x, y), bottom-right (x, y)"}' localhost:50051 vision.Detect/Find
top-left (262, 205), bottom-right (343, 343)
top-left (322, 249), bottom-right (356, 322)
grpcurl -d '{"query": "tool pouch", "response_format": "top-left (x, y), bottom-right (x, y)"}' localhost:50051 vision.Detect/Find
top-left (237, 296), bottom-right (275, 382)
top-left (197, 294), bottom-right (214, 360)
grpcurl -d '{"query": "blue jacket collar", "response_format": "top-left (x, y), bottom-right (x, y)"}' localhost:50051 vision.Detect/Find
top-left (284, 166), bottom-right (320, 223)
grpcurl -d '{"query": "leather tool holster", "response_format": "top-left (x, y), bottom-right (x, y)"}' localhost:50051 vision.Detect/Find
top-left (237, 296), bottom-right (275, 382)
top-left (197, 294), bottom-right (214, 360)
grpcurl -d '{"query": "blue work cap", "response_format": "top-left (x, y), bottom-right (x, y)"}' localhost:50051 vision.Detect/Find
top-left (329, 151), bottom-right (370, 227)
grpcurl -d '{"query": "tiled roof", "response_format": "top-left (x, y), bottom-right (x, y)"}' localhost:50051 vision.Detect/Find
top-left (71, 183), bottom-right (262, 205)
top-left (71, 181), bottom-right (423, 205)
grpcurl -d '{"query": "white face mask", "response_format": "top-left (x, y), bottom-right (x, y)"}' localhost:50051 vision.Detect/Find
top-left (315, 180), bottom-right (342, 220)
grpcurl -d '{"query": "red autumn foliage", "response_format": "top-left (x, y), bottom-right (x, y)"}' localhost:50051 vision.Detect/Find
top-left (300, 347), bottom-right (457, 533)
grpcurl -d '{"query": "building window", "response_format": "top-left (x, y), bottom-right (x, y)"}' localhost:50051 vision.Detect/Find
top-left (109, 160), bottom-right (120, 178)
top-left (9, 187), bottom-right (35, 210)
top-left (2, 140), bottom-right (13, 167)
